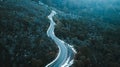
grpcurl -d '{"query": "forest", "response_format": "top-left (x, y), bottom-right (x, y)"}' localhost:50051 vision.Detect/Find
top-left (0, 0), bottom-right (120, 67)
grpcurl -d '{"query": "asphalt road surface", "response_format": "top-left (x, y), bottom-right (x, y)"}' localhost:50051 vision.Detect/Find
top-left (46, 10), bottom-right (77, 67)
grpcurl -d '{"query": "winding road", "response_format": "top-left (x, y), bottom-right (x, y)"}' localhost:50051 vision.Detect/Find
top-left (45, 10), bottom-right (77, 67)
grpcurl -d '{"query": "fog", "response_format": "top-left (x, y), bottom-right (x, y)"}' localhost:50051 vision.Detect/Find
top-left (40, 0), bottom-right (120, 13)
top-left (69, 0), bottom-right (120, 8)
top-left (39, 0), bottom-right (120, 24)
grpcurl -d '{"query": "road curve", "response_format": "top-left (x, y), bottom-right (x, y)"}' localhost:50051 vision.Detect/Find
top-left (45, 10), bottom-right (77, 67)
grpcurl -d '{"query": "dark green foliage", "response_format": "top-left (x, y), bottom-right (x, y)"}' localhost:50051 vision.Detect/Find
top-left (0, 0), bottom-right (120, 67)
top-left (0, 0), bottom-right (57, 67)
top-left (54, 16), bottom-right (120, 67)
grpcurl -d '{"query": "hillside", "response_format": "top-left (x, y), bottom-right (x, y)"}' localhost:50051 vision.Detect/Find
top-left (0, 0), bottom-right (120, 67)
top-left (54, 17), bottom-right (120, 67)
top-left (0, 0), bottom-right (58, 67)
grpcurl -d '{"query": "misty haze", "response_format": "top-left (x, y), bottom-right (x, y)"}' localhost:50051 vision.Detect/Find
top-left (0, 0), bottom-right (120, 67)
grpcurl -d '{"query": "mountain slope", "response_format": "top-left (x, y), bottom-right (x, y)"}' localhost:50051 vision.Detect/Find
top-left (54, 17), bottom-right (120, 67)
top-left (0, 0), bottom-right (120, 67)
top-left (0, 0), bottom-right (58, 67)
